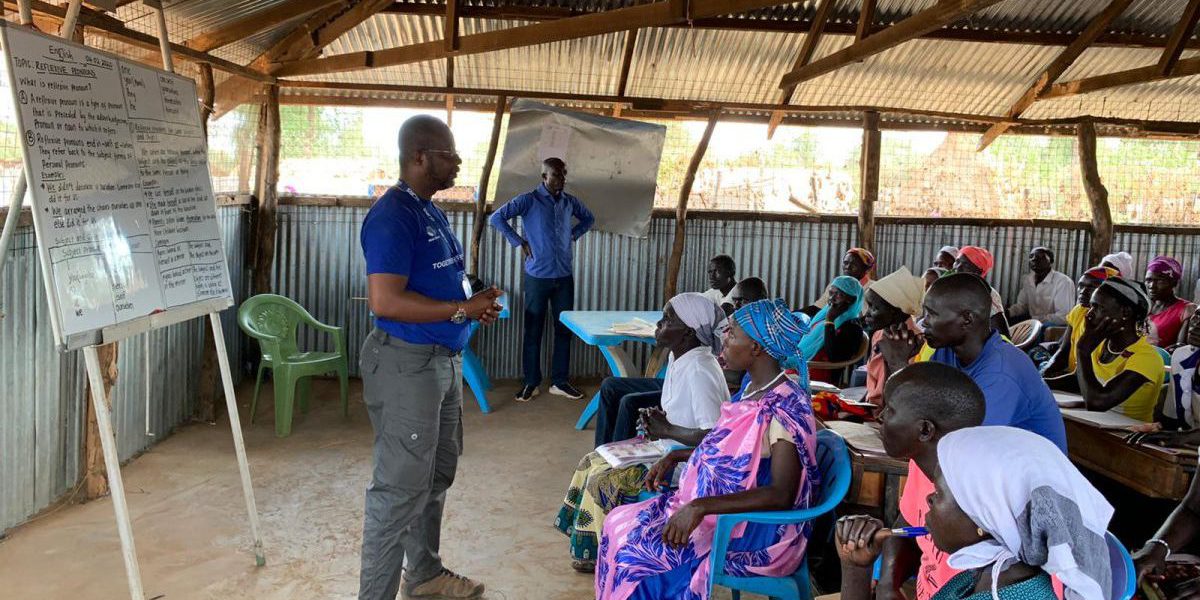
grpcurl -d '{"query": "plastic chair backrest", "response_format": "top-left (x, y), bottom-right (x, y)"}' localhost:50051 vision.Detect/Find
top-left (1154, 346), bottom-right (1171, 383)
top-left (1010, 319), bottom-right (1042, 349)
top-left (812, 429), bottom-right (853, 513)
top-left (1107, 531), bottom-right (1136, 600)
top-left (238, 294), bottom-right (313, 358)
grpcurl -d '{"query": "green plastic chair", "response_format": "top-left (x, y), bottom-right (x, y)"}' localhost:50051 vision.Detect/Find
top-left (238, 294), bottom-right (349, 437)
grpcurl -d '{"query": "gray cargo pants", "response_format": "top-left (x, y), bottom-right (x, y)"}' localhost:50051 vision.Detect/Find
top-left (358, 328), bottom-right (464, 600)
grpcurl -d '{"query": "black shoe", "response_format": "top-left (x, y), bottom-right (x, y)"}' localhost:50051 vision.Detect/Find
top-left (515, 385), bottom-right (539, 402)
top-left (550, 383), bottom-right (585, 400)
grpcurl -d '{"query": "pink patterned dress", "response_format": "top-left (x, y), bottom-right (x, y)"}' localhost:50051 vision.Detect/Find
top-left (595, 379), bottom-right (818, 600)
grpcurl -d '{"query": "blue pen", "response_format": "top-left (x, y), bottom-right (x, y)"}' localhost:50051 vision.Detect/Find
top-left (887, 527), bottom-right (929, 538)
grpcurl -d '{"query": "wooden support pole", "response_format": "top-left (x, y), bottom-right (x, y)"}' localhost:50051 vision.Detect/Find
top-left (253, 86), bottom-right (281, 296)
top-left (664, 111), bottom-right (720, 302)
top-left (83, 343), bottom-right (119, 499)
top-left (196, 61), bottom-right (220, 423)
top-left (1078, 120), bottom-right (1113, 265)
top-left (858, 111), bottom-right (880, 257)
top-left (470, 95), bottom-right (506, 276)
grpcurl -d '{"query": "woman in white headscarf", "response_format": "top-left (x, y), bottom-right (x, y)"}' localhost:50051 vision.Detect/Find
top-left (555, 293), bottom-right (730, 573)
top-left (835, 426), bottom-right (1115, 600)
top-left (862, 266), bottom-right (925, 406)
top-left (1102, 252), bottom-right (1136, 280)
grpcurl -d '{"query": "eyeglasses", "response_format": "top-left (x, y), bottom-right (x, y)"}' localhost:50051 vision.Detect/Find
top-left (422, 148), bottom-right (461, 161)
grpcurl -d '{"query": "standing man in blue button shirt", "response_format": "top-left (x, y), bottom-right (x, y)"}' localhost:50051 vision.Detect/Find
top-left (490, 157), bottom-right (595, 402)
top-left (358, 115), bottom-right (502, 600)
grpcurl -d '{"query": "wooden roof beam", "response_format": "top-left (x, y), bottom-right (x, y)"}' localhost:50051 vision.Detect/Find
top-left (213, 0), bottom-right (394, 116)
top-left (183, 0), bottom-right (343, 52)
top-left (767, 0), bottom-right (835, 138)
top-left (778, 0), bottom-right (1006, 89)
top-left (614, 28), bottom-right (639, 116)
top-left (976, 0), bottom-right (1134, 151)
top-left (3, 0), bottom-right (274, 82)
top-left (274, 0), bottom-right (798, 77)
top-left (383, 0), bottom-right (1199, 50)
top-left (1158, 0), bottom-right (1200, 75)
top-left (855, 0), bottom-right (876, 41)
top-left (1042, 55), bottom-right (1200, 99)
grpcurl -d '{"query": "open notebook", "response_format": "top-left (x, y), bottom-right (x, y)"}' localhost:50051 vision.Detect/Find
top-left (609, 318), bottom-right (657, 338)
top-left (596, 438), bottom-right (678, 469)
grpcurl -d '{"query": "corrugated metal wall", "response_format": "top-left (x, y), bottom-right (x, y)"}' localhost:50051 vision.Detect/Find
top-left (0, 206), bottom-right (246, 533)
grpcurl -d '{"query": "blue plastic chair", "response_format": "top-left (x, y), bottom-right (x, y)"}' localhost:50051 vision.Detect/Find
top-left (1108, 531), bottom-right (1136, 600)
top-left (871, 531), bottom-right (1134, 600)
top-left (708, 429), bottom-right (852, 600)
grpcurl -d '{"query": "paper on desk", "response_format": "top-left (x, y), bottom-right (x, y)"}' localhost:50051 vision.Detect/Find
top-left (1053, 391), bottom-right (1085, 409)
top-left (610, 318), bottom-right (657, 338)
top-left (1061, 408), bottom-right (1144, 430)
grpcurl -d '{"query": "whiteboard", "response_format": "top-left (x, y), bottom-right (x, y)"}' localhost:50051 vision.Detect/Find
top-left (494, 100), bottom-right (666, 238)
top-left (1, 23), bottom-right (233, 350)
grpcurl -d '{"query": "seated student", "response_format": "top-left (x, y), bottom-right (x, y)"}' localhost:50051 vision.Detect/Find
top-left (806, 247), bottom-right (876, 314)
top-left (1042, 266), bottom-right (1118, 380)
top-left (1070, 277), bottom-right (1163, 422)
top-left (721, 276), bottom-right (767, 316)
top-left (560, 293), bottom-right (730, 572)
top-left (934, 246), bottom-right (958, 270)
top-left (701, 254), bottom-right (737, 306)
top-left (1131, 440), bottom-right (1200, 591)
top-left (1102, 251), bottom-right (1136, 280)
top-left (953, 246), bottom-right (1011, 339)
top-left (803, 275), bottom-right (865, 383)
top-left (880, 273), bottom-right (1068, 451)
top-left (595, 299), bottom-right (818, 600)
top-left (1008, 246), bottom-right (1075, 326)
top-left (838, 427), bottom-right (1114, 600)
top-left (593, 293), bottom-right (729, 447)
top-left (1147, 256), bottom-right (1195, 348)
top-left (870, 362), bottom-right (986, 600)
top-left (862, 266), bottom-right (925, 406)
top-left (1127, 308), bottom-right (1200, 439)
top-left (923, 267), bottom-right (948, 291)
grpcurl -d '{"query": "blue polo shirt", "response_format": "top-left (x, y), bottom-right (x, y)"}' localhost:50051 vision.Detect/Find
top-left (361, 182), bottom-right (470, 351)
top-left (931, 331), bottom-right (1068, 453)
top-left (488, 183), bottom-right (594, 279)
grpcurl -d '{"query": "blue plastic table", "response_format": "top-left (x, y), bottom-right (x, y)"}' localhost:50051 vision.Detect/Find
top-left (558, 310), bottom-right (663, 430)
top-left (464, 297), bottom-right (510, 413)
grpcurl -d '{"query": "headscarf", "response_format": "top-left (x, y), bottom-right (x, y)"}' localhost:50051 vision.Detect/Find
top-left (1147, 255), bottom-right (1183, 282)
top-left (959, 246), bottom-right (995, 277)
top-left (1082, 266), bottom-right (1119, 281)
top-left (938, 246), bottom-right (960, 260)
top-left (733, 299), bottom-right (812, 387)
top-left (667, 292), bottom-right (727, 356)
top-left (847, 247), bottom-right (876, 270)
top-left (1101, 252), bottom-right (1135, 279)
top-left (871, 266), bottom-right (924, 317)
top-left (1099, 277), bottom-right (1150, 318)
top-left (940, 427), bottom-right (1114, 600)
top-left (800, 276), bottom-right (864, 361)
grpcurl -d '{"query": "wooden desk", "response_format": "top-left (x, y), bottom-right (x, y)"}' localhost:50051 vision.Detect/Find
top-left (1063, 416), bottom-right (1196, 500)
top-left (824, 420), bottom-right (908, 524)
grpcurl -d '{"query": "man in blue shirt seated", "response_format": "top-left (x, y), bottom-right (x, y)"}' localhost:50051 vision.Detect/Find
top-left (489, 157), bottom-right (595, 402)
top-left (358, 115), bottom-right (503, 600)
top-left (880, 272), bottom-right (1068, 452)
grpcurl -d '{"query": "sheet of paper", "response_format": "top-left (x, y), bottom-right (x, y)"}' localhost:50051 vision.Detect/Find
top-left (1053, 391), bottom-right (1085, 408)
top-left (537, 123), bottom-right (571, 162)
top-left (1061, 408), bottom-right (1144, 430)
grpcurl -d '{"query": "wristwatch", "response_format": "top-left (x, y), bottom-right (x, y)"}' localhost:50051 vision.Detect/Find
top-left (450, 301), bottom-right (467, 324)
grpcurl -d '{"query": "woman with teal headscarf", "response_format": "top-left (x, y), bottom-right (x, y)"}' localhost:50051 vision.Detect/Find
top-left (802, 275), bottom-right (865, 383)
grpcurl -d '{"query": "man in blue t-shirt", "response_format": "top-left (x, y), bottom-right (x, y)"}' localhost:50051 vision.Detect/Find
top-left (880, 273), bottom-right (1068, 453)
top-left (357, 115), bottom-right (502, 600)
top-left (489, 157), bottom-right (594, 402)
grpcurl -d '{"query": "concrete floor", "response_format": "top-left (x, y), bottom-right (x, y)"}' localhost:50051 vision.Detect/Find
top-left (0, 379), bottom-right (751, 600)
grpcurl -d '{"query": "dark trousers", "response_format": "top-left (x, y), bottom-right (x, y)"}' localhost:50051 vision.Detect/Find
top-left (594, 377), bottom-right (665, 447)
top-left (523, 274), bottom-right (575, 388)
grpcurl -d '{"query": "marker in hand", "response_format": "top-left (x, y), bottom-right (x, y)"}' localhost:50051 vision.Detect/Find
top-left (885, 527), bottom-right (929, 538)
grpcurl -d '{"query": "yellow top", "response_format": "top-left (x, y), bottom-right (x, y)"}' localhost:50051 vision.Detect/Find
top-left (1065, 304), bottom-right (1088, 371)
top-left (1088, 336), bottom-right (1163, 422)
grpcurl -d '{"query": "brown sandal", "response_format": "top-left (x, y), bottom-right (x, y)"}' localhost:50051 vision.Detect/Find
top-left (571, 560), bottom-right (595, 573)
